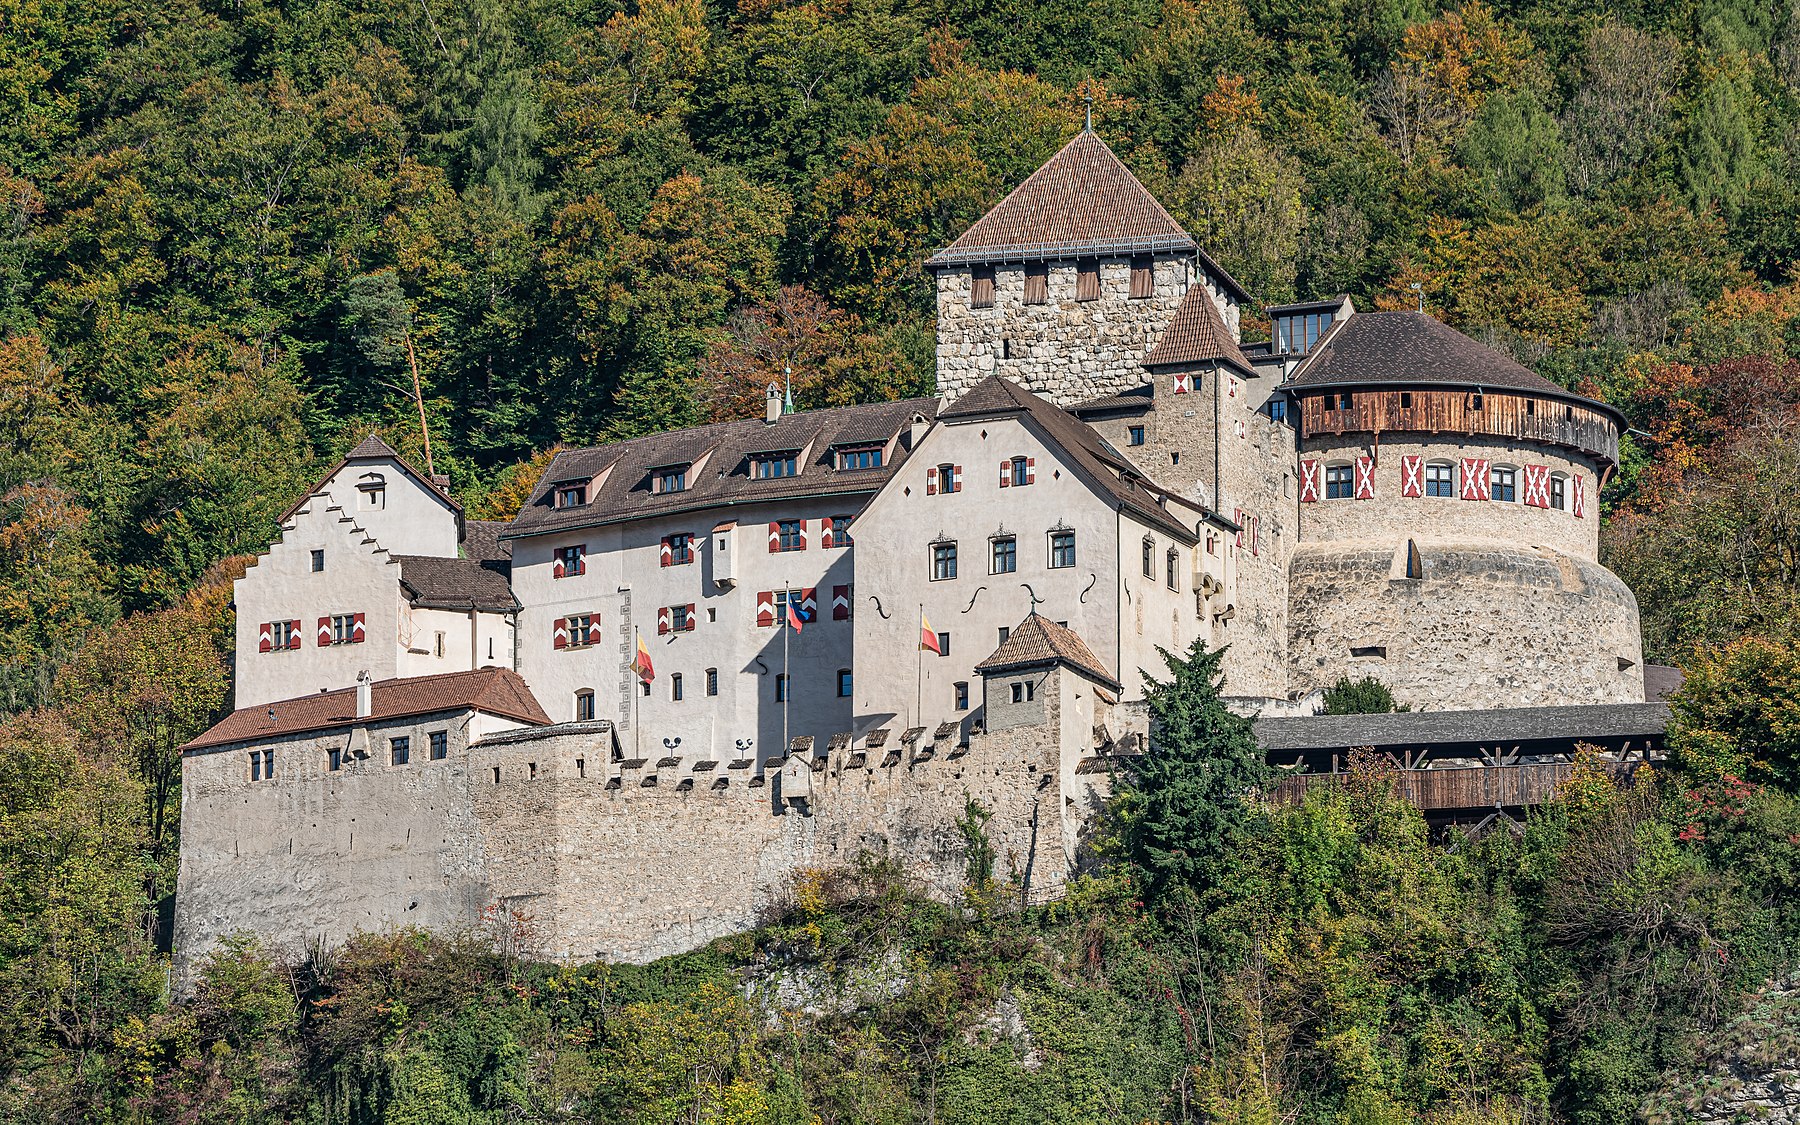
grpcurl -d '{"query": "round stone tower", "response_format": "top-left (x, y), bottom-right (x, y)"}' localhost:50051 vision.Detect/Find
top-left (1281, 311), bottom-right (1644, 710)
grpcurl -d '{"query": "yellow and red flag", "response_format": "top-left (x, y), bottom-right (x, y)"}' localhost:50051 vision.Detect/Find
top-left (631, 633), bottom-right (655, 683)
top-left (920, 614), bottom-right (941, 654)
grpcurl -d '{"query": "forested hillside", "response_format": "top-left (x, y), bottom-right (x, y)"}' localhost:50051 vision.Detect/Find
top-left (3, 0), bottom-right (1800, 1119)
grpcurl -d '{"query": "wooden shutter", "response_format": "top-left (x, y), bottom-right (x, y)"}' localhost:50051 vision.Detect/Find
top-left (683, 604), bottom-right (696, 631)
top-left (797, 519), bottom-right (808, 549)
top-left (999, 461), bottom-right (1010, 487)
top-left (660, 536), bottom-right (673, 566)
top-left (1354, 456), bottom-right (1375, 500)
top-left (951, 465), bottom-right (962, 493)
top-left (317, 617), bottom-right (332, 646)
top-left (1522, 465), bottom-right (1547, 507)
top-left (832, 584), bottom-right (851, 620)
top-left (657, 606), bottom-right (671, 635)
top-left (926, 467), bottom-right (938, 495)
top-left (552, 553), bottom-right (566, 579)
top-left (1233, 509), bottom-right (1245, 548)
top-left (801, 588), bottom-right (817, 622)
top-left (1251, 516), bottom-right (1262, 557)
top-left (767, 521), bottom-right (781, 552)
top-left (1460, 458), bottom-right (1490, 501)
top-left (258, 622), bottom-right (272, 654)
top-left (1129, 256), bottom-right (1153, 299)
top-left (1173, 373), bottom-right (1192, 395)
top-left (970, 267), bottom-right (995, 308)
top-left (1024, 458), bottom-right (1035, 484)
top-left (553, 617), bottom-right (568, 649)
top-left (1298, 460), bottom-right (1321, 503)
top-left (350, 613), bottom-right (365, 643)
top-left (287, 620), bottom-right (303, 650)
top-left (756, 591), bottom-right (775, 628)
top-left (1024, 263), bottom-right (1048, 304)
top-left (1400, 456), bottom-right (1423, 498)
top-left (1075, 260), bottom-right (1099, 301)
top-left (821, 517), bottom-right (834, 549)
top-left (1572, 476), bottom-right (1586, 518)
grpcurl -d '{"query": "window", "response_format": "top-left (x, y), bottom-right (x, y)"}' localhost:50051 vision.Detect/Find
top-left (936, 632), bottom-right (951, 656)
top-left (1400, 392), bottom-right (1413, 409)
top-left (1325, 464), bottom-right (1354, 499)
top-left (836, 445), bottom-right (883, 471)
top-left (954, 681), bottom-right (969, 710)
top-left (991, 536), bottom-right (1016, 574)
top-left (1010, 680), bottom-right (1036, 704)
top-left (971, 265), bottom-right (995, 308)
top-left (390, 737), bottom-right (410, 766)
top-left (1142, 538), bottom-right (1155, 577)
top-left (1128, 425), bottom-right (1145, 446)
top-left (829, 514), bottom-right (854, 547)
top-left (998, 626), bottom-right (1010, 644)
top-left (1471, 393), bottom-right (1484, 411)
top-left (327, 747), bottom-right (342, 772)
top-left (1527, 399), bottom-right (1536, 416)
top-left (555, 483), bottom-right (588, 507)
top-left (271, 620), bottom-right (296, 650)
top-left (753, 453), bottom-right (797, 479)
top-left (359, 475), bottom-right (386, 510)
top-left (775, 673), bottom-right (788, 703)
top-left (1267, 398), bottom-right (1288, 423)
top-left (671, 673), bottom-right (684, 701)
top-left (1075, 260), bottom-right (1100, 302)
top-left (1009, 457), bottom-right (1030, 486)
top-left (576, 690), bottom-right (595, 721)
top-left (670, 604), bottom-right (691, 631)
top-left (932, 541), bottom-right (958, 581)
top-left (554, 544), bottom-right (586, 577)
top-left (1491, 465), bottom-right (1517, 503)
top-left (311, 549), bottom-right (325, 572)
top-left (837, 669), bottom-right (853, 697)
top-left (937, 462), bottom-right (961, 493)
top-left (776, 519), bottom-right (803, 551)
top-left (1049, 530), bottom-right (1076, 568)
top-left (1426, 461), bottom-right (1455, 498)
top-left (429, 731), bottom-right (448, 760)
top-left (1550, 473), bottom-right (1567, 511)
top-left (250, 749), bottom-right (274, 781)
top-left (1002, 338), bottom-right (1013, 359)
top-left (1274, 310), bottom-right (1335, 355)
top-left (329, 613), bottom-right (358, 645)
top-left (1336, 392), bottom-right (1354, 411)
top-left (1166, 549), bottom-right (1179, 590)
top-left (434, 631), bottom-right (445, 658)
top-left (640, 680), bottom-right (651, 697)
top-left (667, 533), bottom-right (693, 565)
top-left (653, 466), bottom-right (688, 494)
top-left (1129, 256), bottom-right (1153, 299)
top-left (566, 613), bottom-right (594, 648)
top-left (706, 668), bottom-right (719, 696)
top-left (1024, 262), bottom-right (1049, 304)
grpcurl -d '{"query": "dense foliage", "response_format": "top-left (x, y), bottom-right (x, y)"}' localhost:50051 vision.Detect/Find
top-left (3, 0), bottom-right (1800, 1117)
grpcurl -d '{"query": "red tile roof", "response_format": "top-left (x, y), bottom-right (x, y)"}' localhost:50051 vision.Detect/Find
top-left (1143, 285), bottom-right (1255, 376)
top-left (976, 613), bottom-right (1118, 688)
top-left (926, 131), bottom-right (1197, 269)
top-left (181, 668), bottom-right (550, 752)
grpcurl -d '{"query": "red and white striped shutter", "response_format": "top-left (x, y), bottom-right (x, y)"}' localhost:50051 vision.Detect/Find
top-left (657, 606), bottom-right (671, 635)
top-left (952, 465), bottom-right (963, 492)
top-left (821, 517), bottom-right (834, 549)
top-left (767, 521), bottom-right (780, 552)
top-left (683, 604), bottom-right (696, 631)
top-left (999, 461), bottom-right (1010, 487)
top-left (1573, 475), bottom-right (1586, 518)
top-left (797, 519), bottom-right (808, 550)
top-left (350, 613), bottom-right (365, 643)
top-left (1354, 456), bottom-right (1375, 500)
top-left (756, 591), bottom-right (775, 627)
top-left (1233, 508), bottom-right (1245, 548)
top-left (288, 620), bottom-right (303, 649)
top-left (660, 537), bottom-right (673, 567)
top-left (1298, 460), bottom-right (1321, 503)
top-left (587, 616), bottom-right (603, 645)
top-left (832, 584), bottom-right (851, 620)
top-left (317, 617), bottom-right (332, 646)
top-left (1173, 373), bottom-right (1191, 394)
top-left (553, 617), bottom-right (568, 649)
top-left (258, 622), bottom-right (272, 653)
top-left (1460, 458), bottom-right (1490, 501)
top-left (1522, 466), bottom-right (1549, 507)
top-left (801, 588), bottom-right (817, 621)
top-left (1025, 457), bottom-right (1035, 484)
top-left (552, 554), bottom-right (566, 579)
top-left (926, 467), bottom-right (938, 495)
top-left (1400, 456), bottom-right (1423, 498)
top-left (1229, 375), bottom-right (1240, 398)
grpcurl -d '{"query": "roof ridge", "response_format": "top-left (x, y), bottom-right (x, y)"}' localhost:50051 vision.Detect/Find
top-left (1143, 285), bottom-right (1255, 375)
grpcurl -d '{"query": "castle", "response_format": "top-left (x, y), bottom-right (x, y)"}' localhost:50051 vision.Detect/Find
top-left (174, 128), bottom-right (1650, 974)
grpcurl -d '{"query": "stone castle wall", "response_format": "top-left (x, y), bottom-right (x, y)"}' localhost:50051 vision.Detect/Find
top-left (1287, 540), bottom-right (1645, 711)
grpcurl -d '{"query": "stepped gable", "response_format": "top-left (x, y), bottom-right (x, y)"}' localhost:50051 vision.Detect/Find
top-left (941, 376), bottom-right (1204, 540)
top-left (507, 397), bottom-right (938, 539)
top-left (181, 668), bottom-right (551, 752)
top-left (976, 613), bottom-right (1119, 689)
top-left (1287, 312), bottom-right (1621, 416)
top-left (1142, 284), bottom-right (1256, 377)
top-left (394, 555), bottom-right (516, 612)
top-left (926, 130), bottom-right (1204, 270)
top-left (279, 432), bottom-right (461, 524)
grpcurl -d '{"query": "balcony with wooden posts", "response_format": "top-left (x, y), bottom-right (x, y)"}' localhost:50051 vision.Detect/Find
top-left (1294, 389), bottom-right (1620, 466)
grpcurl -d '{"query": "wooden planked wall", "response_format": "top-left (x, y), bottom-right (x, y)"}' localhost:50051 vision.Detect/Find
top-left (1296, 390), bottom-right (1620, 465)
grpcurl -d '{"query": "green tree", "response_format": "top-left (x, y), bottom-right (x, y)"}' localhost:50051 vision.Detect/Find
top-left (1459, 88), bottom-right (1566, 213)
top-left (1666, 636), bottom-right (1800, 788)
top-left (1320, 676), bottom-right (1408, 714)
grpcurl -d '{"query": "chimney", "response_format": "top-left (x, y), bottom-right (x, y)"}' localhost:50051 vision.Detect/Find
top-left (909, 413), bottom-right (929, 449)
top-left (765, 383), bottom-right (782, 424)
top-left (355, 671), bottom-right (372, 719)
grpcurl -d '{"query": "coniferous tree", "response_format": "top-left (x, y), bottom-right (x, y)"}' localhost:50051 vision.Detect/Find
top-left (1112, 639), bottom-right (1270, 900)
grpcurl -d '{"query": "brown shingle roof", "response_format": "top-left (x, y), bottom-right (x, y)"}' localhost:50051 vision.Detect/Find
top-left (976, 613), bottom-right (1119, 688)
top-left (278, 433), bottom-right (461, 525)
top-left (181, 668), bottom-right (550, 752)
top-left (395, 555), bottom-right (516, 612)
top-left (926, 131), bottom-right (1198, 268)
top-left (1143, 285), bottom-right (1256, 377)
top-left (462, 520), bottom-right (513, 562)
top-left (1071, 384), bottom-right (1155, 415)
top-left (941, 376), bottom-right (1203, 541)
top-left (506, 398), bottom-right (937, 540)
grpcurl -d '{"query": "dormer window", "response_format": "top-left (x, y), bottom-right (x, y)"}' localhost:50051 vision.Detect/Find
top-left (357, 473), bottom-right (386, 510)
top-left (1274, 309), bottom-right (1335, 355)
top-left (652, 466), bottom-right (688, 494)
top-left (753, 452), bottom-right (797, 479)
top-left (554, 482), bottom-right (589, 508)
top-left (836, 444), bottom-right (884, 471)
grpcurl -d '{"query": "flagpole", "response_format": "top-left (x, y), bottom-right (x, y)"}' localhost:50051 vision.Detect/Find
top-left (632, 626), bottom-right (641, 762)
top-left (782, 582), bottom-right (790, 757)
top-left (915, 603), bottom-right (923, 731)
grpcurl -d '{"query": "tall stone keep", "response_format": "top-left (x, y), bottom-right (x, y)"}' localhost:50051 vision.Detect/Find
top-left (928, 128), bottom-right (1248, 408)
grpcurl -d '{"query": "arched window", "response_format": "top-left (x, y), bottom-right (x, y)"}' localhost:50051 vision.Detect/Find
top-left (1325, 462), bottom-right (1354, 499)
top-left (1425, 460), bottom-right (1456, 498)
top-left (1490, 464), bottom-right (1518, 503)
top-left (574, 690), bottom-right (595, 722)
top-left (1549, 472), bottom-right (1568, 511)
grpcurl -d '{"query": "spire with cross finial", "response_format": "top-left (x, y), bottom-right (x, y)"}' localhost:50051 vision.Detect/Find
top-left (1083, 91), bottom-right (1093, 133)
